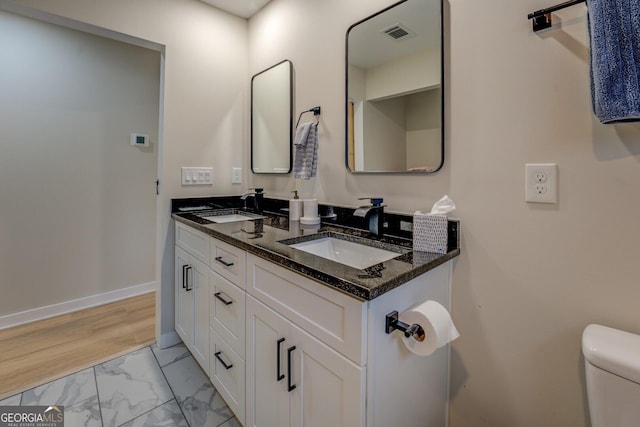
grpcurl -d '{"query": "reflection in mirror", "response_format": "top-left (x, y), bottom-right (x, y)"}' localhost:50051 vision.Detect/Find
top-left (346, 0), bottom-right (443, 173)
top-left (251, 60), bottom-right (293, 174)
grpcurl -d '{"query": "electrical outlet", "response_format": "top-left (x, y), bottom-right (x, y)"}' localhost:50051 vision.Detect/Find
top-left (526, 163), bottom-right (557, 203)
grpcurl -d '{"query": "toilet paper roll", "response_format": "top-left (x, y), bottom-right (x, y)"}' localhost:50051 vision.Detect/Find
top-left (401, 300), bottom-right (459, 356)
top-left (289, 199), bottom-right (303, 221)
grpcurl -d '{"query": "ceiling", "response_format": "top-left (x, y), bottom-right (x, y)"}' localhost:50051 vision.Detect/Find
top-left (199, 0), bottom-right (272, 18)
top-left (348, 0), bottom-right (441, 69)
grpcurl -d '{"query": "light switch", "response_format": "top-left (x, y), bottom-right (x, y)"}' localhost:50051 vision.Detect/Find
top-left (232, 167), bottom-right (242, 184)
top-left (182, 167), bottom-right (213, 186)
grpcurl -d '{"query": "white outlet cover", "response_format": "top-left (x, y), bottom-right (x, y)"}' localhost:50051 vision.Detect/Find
top-left (232, 167), bottom-right (242, 184)
top-left (525, 163), bottom-right (557, 204)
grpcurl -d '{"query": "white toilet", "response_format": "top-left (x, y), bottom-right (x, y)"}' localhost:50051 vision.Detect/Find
top-left (582, 324), bottom-right (640, 427)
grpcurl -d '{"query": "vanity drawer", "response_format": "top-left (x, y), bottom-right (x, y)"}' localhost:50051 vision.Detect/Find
top-left (211, 237), bottom-right (246, 287)
top-left (210, 328), bottom-right (245, 426)
top-left (175, 222), bottom-right (209, 263)
top-left (210, 270), bottom-right (245, 356)
top-left (246, 253), bottom-right (366, 365)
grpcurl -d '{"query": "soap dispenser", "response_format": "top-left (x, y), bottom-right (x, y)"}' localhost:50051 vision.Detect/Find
top-left (289, 190), bottom-right (302, 221)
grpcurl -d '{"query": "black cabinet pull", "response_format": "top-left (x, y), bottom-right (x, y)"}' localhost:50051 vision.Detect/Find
top-left (214, 292), bottom-right (233, 306)
top-left (214, 351), bottom-right (233, 370)
top-left (287, 345), bottom-right (297, 392)
top-left (276, 338), bottom-right (285, 382)
top-left (185, 266), bottom-right (192, 292)
top-left (182, 264), bottom-right (188, 289)
top-left (215, 256), bottom-right (234, 267)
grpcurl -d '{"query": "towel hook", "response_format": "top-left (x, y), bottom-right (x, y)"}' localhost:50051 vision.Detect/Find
top-left (296, 106), bottom-right (321, 128)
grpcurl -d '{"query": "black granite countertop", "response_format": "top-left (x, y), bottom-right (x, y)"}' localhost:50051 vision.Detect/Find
top-left (172, 209), bottom-right (460, 301)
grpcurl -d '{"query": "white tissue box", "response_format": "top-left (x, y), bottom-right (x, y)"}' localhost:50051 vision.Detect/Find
top-left (413, 212), bottom-right (448, 253)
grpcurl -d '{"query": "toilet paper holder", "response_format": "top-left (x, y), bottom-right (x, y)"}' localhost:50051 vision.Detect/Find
top-left (385, 310), bottom-right (426, 342)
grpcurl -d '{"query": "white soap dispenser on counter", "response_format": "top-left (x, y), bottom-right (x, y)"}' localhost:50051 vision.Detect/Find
top-left (289, 190), bottom-right (302, 221)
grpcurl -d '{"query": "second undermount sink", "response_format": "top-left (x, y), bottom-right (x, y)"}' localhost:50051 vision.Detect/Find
top-left (202, 214), bottom-right (257, 223)
top-left (282, 232), bottom-right (407, 270)
top-left (196, 210), bottom-right (264, 224)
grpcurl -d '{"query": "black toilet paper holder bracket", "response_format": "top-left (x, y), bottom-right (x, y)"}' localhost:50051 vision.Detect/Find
top-left (385, 310), bottom-right (426, 342)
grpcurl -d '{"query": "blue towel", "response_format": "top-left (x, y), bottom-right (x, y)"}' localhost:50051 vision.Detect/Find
top-left (588, 0), bottom-right (640, 123)
top-left (293, 122), bottom-right (318, 179)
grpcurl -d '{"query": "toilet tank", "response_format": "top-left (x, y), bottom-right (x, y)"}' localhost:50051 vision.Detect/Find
top-left (582, 324), bottom-right (640, 427)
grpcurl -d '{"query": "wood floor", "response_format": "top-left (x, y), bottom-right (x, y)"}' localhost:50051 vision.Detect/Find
top-left (0, 292), bottom-right (156, 400)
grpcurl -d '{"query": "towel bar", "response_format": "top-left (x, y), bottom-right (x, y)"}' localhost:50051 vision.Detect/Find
top-left (296, 106), bottom-right (321, 128)
top-left (528, 0), bottom-right (585, 32)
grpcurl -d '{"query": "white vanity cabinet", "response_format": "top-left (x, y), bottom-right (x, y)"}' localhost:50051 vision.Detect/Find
top-left (174, 220), bottom-right (455, 427)
top-left (175, 223), bottom-right (211, 374)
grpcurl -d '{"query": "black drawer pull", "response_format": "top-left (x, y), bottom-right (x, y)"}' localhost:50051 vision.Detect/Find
top-left (185, 266), bottom-right (192, 292)
top-left (214, 292), bottom-right (233, 306)
top-left (182, 264), bottom-right (188, 289)
top-left (287, 345), bottom-right (296, 392)
top-left (215, 256), bottom-right (234, 267)
top-left (276, 338), bottom-right (285, 382)
top-left (214, 351), bottom-right (233, 370)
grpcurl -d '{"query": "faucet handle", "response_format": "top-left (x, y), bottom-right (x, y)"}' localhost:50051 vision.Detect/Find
top-left (249, 187), bottom-right (264, 194)
top-left (358, 197), bottom-right (384, 206)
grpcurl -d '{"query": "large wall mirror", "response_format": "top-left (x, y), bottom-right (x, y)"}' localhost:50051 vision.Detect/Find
top-left (346, 0), bottom-right (443, 173)
top-left (251, 60), bottom-right (293, 174)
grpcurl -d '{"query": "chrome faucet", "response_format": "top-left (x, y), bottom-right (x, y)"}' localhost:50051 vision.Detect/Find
top-left (353, 197), bottom-right (386, 239)
top-left (241, 188), bottom-right (264, 214)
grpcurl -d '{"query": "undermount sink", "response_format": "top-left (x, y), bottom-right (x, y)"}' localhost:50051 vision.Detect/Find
top-left (196, 210), bottom-right (264, 224)
top-left (202, 214), bottom-right (257, 223)
top-left (282, 232), bottom-right (406, 270)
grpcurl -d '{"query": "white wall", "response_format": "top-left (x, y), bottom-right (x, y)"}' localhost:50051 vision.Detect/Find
top-left (365, 48), bottom-right (439, 101)
top-left (0, 9), bottom-right (159, 317)
top-left (364, 96), bottom-right (406, 170)
top-left (406, 88), bottom-right (441, 169)
top-left (249, 1), bottom-right (640, 426)
top-left (3, 0), bottom-right (248, 344)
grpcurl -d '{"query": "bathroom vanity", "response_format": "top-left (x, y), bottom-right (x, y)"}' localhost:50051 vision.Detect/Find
top-left (172, 207), bottom-right (459, 427)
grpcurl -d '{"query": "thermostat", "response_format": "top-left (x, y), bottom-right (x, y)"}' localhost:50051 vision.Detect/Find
top-left (130, 133), bottom-right (150, 147)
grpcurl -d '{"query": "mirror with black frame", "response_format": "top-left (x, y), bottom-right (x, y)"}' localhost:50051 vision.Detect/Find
top-left (346, 0), bottom-right (443, 173)
top-left (251, 60), bottom-right (293, 174)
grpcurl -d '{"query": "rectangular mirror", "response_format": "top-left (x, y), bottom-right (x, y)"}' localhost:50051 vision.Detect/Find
top-left (251, 60), bottom-right (293, 174)
top-left (346, 0), bottom-right (444, 173)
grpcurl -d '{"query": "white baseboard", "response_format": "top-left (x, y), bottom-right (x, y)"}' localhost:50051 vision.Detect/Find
top-left (0, 282), bottom-right (157, 330)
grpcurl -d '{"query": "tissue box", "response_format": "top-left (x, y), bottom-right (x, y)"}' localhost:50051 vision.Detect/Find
top-left (413, 212), bottom-right (448, 253)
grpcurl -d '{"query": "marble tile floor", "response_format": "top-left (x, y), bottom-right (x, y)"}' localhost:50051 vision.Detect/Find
top-left (0, 343), bottom-right (241, 427)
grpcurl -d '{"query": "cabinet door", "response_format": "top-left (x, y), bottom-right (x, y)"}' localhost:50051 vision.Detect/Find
top-left (246, 295), bottom-right (291, 427)
top-left (290, 324), bottom-right (365, 427)
top-left (175, 246), bottom-right (193, 345)
top-left (191, 256), bottom-right (210, 374)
